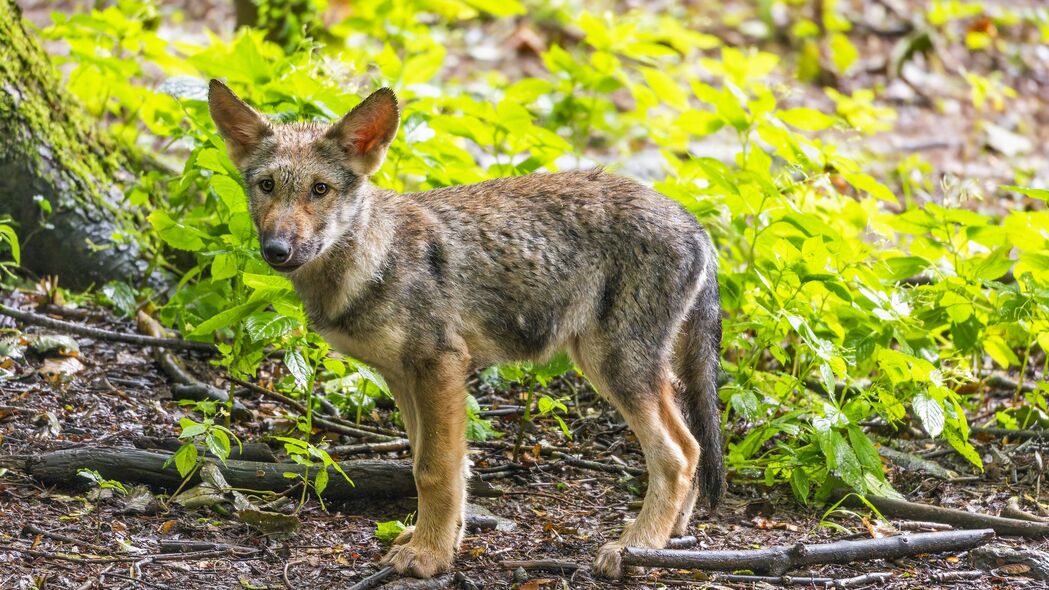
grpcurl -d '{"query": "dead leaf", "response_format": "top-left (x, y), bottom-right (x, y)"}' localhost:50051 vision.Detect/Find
top-left (27, 334), bottom-right (79, 356)
top-left (862, 518), bottom-right (896, 538)
top-left (159, 520), bottom-right (178, 535)
top-left (39, 356), bottom-right (83, 379)
top-left (236, 509), bottom-right (300, 537)
top-left (751, 515), bottom-right (799, 532)
top-left (999, 563), bottom-right (1031, 575)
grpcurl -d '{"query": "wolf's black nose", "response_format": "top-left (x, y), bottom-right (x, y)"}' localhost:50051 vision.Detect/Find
top-left (262, 239), bottom-right (292, 264)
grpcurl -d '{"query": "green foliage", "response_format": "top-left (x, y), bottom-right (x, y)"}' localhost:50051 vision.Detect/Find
top-left (0, 217), bottom-right (19, 279)
top-left (165, 406), bottom-right (243, 481)
top-left (77, 468), bottom-right (129, 495)
top-left (41, 0), bottom-right (1049, 507)
top-left (374, 517), bottom-right (411, 543)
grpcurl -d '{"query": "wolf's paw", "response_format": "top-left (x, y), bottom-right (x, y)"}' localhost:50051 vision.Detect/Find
top-left (393, 525), bottom-right (415, 545)
top-left (593, 541), bottom-right (625, 579)
top-left (379, 541), bottom-right (451, 578)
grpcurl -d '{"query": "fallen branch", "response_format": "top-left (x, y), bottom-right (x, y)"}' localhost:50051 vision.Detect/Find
top-left (0, 303), bottom-right (216, 353)
top-left (619, 529), bottom-right (995, 576)
top-left (133, 436), bottom-right (276, 463)
top-left (1002, 497), bottom-right (1049, 524)
top-left (327, 440), bottom-right (411, 457)
top-left (500, 559), bottom-right (582, 573)
top-left (973, 427), bottom-right (1046, 441)
top-left (12, 447), bottom-right (501, 500)
top-left (347, 566), bottom-right (396, 590)
top-left (232, 377), bottom-right (401, 441)
top-left (136, 311), bottom-right (250, 421)
top-left (878, 446), bottom-right (957, 479)
top-left (21, 524), bottom-right (108, 554)
top-left (715, 572), bottom-right (892, 588)
top-left (548, 450), bottom-right (645, 477)
top-left (834, 491), bottom-right (1049, 538)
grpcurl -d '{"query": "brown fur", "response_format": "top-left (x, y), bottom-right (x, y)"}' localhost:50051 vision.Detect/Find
top-left (208, 80), bottom-right (725, 579)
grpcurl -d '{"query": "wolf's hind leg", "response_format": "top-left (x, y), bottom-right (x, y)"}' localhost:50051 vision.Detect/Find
top-left (575, 351), bottom-right (699, 579)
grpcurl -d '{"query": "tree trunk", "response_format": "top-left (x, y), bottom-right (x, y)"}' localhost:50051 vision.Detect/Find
top-left (0, 0), bottom-right (149, 289)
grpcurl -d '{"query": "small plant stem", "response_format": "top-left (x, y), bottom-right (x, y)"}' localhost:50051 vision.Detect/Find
top-left (512, 380), bottom-right (538, 463)
top-left (1016, 341), bottom-right (1031, 405)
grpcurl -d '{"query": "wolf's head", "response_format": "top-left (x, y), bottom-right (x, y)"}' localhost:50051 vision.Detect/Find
top-left (207, 80), bottom-right (399, 273)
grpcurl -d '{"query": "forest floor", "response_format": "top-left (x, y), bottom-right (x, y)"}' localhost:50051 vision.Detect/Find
top-left (1, 289), bottom-right (1047, 589)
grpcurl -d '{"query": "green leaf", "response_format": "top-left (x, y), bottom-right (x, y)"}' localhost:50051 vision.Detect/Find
top-left (0, 223), bottom-right (20, 264)
top-left (284, 349), bottom-right (312, 389)
top-left (1001, 185), bottom-right (1049, 202)
top-left (314, 467), bottom-right (329, 496)
top-left (189, 301), bottom-right (266, 338)
top-left (244, 312), bottom-right (297, 342)
top-left (777, 107), bottom-right (836, 131)
top-left (172, 443), bottom-right (199, 478)
top-left (844, 173), bottom-right (896, 202)
top-left (375, 519), bottom-right (407, 543)
top-left (912, 393), bottom-right (945, 437)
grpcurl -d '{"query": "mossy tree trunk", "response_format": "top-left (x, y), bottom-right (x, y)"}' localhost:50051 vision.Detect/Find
top-left (0, 0), bottom-right (149, 290)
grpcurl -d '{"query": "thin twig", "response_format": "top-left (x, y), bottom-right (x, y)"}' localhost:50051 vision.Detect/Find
top-left (0, 303), bottom-right (215, 352)
top-left (715, 572), bottom-right (892, 587)
top-left (21, 524), bottom-right (108, 553)
top-left (233, 377), bottom-right (400, 441)
top-left (347, 565), bottom-right (396, 590)
top-left (500, 559), bottom-right (582, 573)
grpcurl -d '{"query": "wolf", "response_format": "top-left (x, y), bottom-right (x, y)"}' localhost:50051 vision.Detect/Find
top-left (208, 80), bottom-right (724, 579)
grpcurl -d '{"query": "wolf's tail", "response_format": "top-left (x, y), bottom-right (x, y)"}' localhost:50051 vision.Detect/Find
top-left (678, 259), bottom-right (725, 510)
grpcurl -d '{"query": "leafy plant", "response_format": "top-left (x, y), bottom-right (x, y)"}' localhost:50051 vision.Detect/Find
top-left (37, 0), bottom-right (1049, 509)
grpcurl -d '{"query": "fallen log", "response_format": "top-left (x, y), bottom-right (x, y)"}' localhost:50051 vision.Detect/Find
top-left (133, 436), bottom-right (276, 463)
top-left (11, 447), bottom-right (500, 500)
top-left (834, 491), bottom-right (1049, 538)
top-left (620, 529), bottom-right (995, 576)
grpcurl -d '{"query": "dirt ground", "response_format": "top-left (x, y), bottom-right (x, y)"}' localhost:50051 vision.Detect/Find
top-left (1, 288), bottom-right (1047, 589)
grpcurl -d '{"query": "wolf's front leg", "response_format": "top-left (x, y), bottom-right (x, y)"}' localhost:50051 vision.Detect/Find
top-left (380, 356), bottom-right (469, 578)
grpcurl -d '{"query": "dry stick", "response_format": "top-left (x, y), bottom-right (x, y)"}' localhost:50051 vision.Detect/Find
top-left (0, 544), bottom-right (257, 564)
top-left (232, 375), bottom-right (400, 440)
top-left (136, 312), bottom-right (251, 420)
top-left (931, 570), bottom-right (984, 582)
top-left (834, 491), bottom-right (1049, 538)
top-left (619, 529), bottom-right (996, 576)
top-left (715, 572), bottom-right (892, 588)
top-left (347, 565), bottom-right (396, 590)
top-left (232, 377), bottom-right (399, 441)
top-left (327, 439), bottom-right (411, 456)
top-left (0, 303), bottom-right (216, 352)
top-left (1002, 497), bottom-right (1049, 524)
top-left (500, 559), bottom-right (582, 573)
top-left (973, 426), bottom-right (1047, 440)
top-left (21, 524), bottom-right (108, 554)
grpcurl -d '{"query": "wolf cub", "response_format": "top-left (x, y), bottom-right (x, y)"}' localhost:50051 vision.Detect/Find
top-left (208, 80), bottom-right (723, 579)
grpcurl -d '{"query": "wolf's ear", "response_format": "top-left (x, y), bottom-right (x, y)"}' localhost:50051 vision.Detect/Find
top-left (326, 88), bottom-right (399, 176)
top-left (208, 79), bottom-right (272, 167)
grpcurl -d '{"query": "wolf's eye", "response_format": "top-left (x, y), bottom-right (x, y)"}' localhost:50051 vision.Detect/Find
top-left (259, 179), bottom-right (275, 192)
top-left (312, 182), bottom-right (329, 197)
